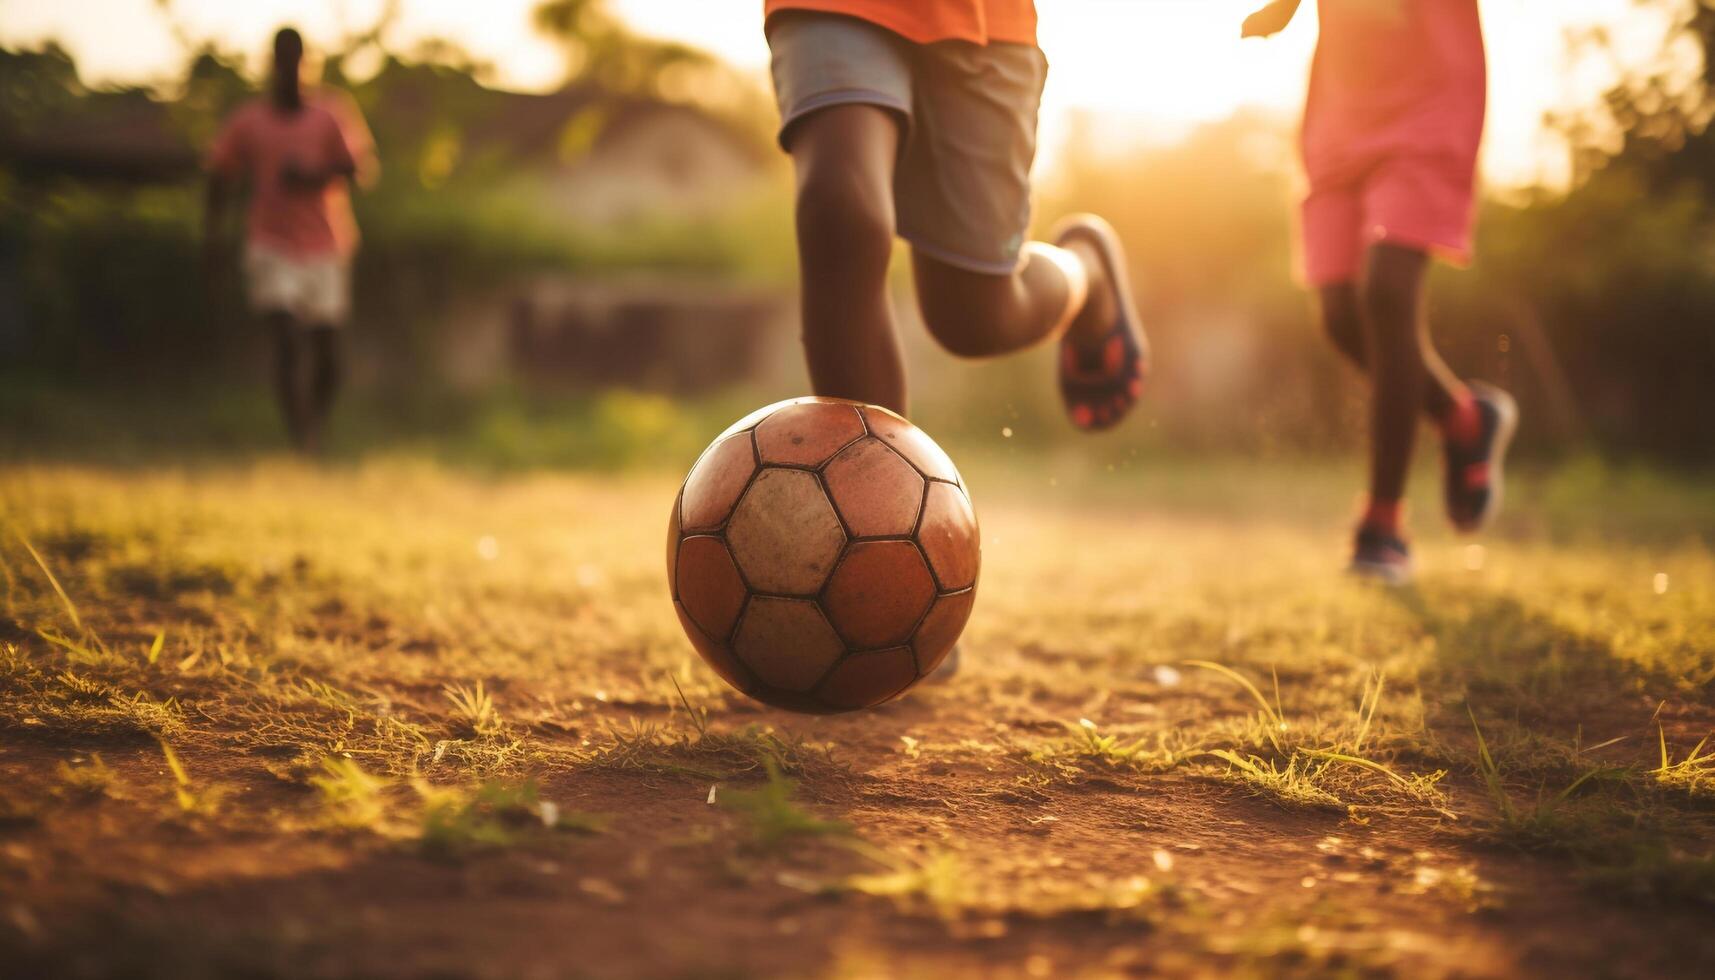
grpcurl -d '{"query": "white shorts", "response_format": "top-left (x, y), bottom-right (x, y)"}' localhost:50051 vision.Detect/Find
top-left (244, 243), bottom-right (352, 326)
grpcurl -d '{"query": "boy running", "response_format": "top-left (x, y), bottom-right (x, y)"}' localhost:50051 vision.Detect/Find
top-left (205, 28), bottom-right (377, 454)
top-left (1244, 0), bottom-right (1517, 584)
top-left (763, 1), bottom-right (1148, 429)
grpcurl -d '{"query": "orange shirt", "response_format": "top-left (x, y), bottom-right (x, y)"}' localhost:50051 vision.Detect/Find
top-left (764, 0), bottom-right (1037, 45)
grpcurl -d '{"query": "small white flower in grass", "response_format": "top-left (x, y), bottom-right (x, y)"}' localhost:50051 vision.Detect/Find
top-left (1654, 572), bottom-right (1669, 595)
top-left (475, 535), bottom-right (499, 561)
top-left (1001, 426), bottom-right (1013, 438)
top-left (1152, 849), bottom-right (1174, 872)
top-left (1153, 665), bottom-right (1182, 687)
top-left (1079, 718), bottom-right (1097, 730)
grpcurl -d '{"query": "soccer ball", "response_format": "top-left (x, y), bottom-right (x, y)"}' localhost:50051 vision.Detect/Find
top-left (667, 397), bottom-right (980, 713)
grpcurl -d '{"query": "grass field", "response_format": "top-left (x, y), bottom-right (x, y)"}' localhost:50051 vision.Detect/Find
top-left (2, 453), bottom-right (1713, 978)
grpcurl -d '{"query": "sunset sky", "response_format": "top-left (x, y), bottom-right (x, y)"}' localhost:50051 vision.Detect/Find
top-left (0, 0), bottom-right (1681, 187)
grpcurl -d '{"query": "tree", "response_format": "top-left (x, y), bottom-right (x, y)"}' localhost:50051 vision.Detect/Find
top-left (1559, 0), bottom-right (1715, 191)
top-left (533, 0), bottom-right (715, 100)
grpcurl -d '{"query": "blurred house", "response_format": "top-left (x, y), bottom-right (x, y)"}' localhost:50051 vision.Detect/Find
top-left (354, 59), bottom-right (772, 224)
top-left (339, 61), bottom-right (789, 391)
top-left (436, 276), bottom-right (794, 395)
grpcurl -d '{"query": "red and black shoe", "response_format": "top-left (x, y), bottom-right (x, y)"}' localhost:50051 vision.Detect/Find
top-left (1348, 526), bottom-right (1413, 586)
top-left (1052, 214), bottom-right (1150, 432)
top-left (1444, 381), bottom-right (1519, 533)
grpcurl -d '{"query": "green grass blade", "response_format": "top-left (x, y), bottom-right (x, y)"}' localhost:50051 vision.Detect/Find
top-left (1182, 660), bottom-right (1286, 744)
top-left (13, 530), bottom-right (82, 631)
top-left (1467, 704), bottom-right (1515, 824)
top-left (1305, 749), bottom-right (1409, 788)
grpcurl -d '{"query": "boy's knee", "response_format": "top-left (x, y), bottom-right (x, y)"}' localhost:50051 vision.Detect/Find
top-left (1360, 276), bottom-right (1417, 341)
top-left (794, 168), bottom-right (893, 267)
top-left (915, 270), bottom-right (1010, 358)
top-left (1320, 290), bottom-right (1364, 353)
top-left (1360, 243), bottom-right (1426, 332)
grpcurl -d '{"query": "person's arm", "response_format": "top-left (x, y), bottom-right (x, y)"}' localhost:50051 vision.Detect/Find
top-left (1241, 0), bottom-right (1303, 38)
top-left (281, 92), bottom-right (378, 192)
top-left (338, 92), bottom-right (380, 190)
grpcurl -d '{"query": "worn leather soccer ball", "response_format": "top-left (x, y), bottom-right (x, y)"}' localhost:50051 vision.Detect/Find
top-left (667, 397), bottom-right (979, 712)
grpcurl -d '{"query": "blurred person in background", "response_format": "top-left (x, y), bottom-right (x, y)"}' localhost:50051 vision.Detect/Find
top-left (1244, 0), bottom-right (1517, 585)
top-left (763, 0), bottom-right (1149, 430)
top-left (204, 27), bottom-right (377, 454)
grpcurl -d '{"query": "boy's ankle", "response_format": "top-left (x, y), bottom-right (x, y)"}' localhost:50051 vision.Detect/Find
top-left (1360, 498), bottom-right (1405, 537)
top-left (1439, 391), bottom-right (1482, 448)
top-left (1063, 239), bottom-right (1114, 349)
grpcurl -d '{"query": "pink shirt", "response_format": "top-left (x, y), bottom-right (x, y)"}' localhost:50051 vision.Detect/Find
top-left (1302, 0), bottom-right (1486, 186)
top-left (207, 91), bottom-right (375, 258)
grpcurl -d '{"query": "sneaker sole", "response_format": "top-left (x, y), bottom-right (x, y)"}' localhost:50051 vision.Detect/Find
top-left (1050, 213), bottom-right (1150, 432)
top-left (1457, 381), bottom-right (1519, 533)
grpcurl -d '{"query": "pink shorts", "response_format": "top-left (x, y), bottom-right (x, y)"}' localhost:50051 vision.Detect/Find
top-left (1299, 154), bottom-right (1477, 286)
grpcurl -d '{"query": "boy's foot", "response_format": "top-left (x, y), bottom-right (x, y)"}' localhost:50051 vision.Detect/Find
top-left (1052, 214), bottom-right (1149, 432)
top-left (1348, 526), bottom-right (1413, 586)
top-left (1444, 381), bottom-right (1518, 533)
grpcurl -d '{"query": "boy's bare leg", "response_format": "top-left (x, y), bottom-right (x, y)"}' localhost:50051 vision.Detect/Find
top-left (1317, 277), bottom-right (1465, 421)
top-left (910, 241), bottom-right (1113, 360)
top-left (268, 311), bottom-right (310, 451)
top-left (786, 105), bottom-right (908, 415)
top-left (1321, 250), bottom-right (1513, 540)
top-left (305, 324), bottom-right (341, 453)
top-left (1358, 243), bottom-right (1432, 508)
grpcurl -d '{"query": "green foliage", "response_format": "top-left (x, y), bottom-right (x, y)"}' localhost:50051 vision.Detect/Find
top-left (158, 740), bottom-right (220, 817)
top-left (1654, 726), bottom-right (1715, 797)
top-left (443, 680), bottom-right (503, 738)
top-left (311, 756), bottom-right (392, 830)
top-left (54, 753), bottom-right (114, 800)
top-left (417, 779), bottom-right (603, 860)
top-left (716, 759), bottom-right (849, 849)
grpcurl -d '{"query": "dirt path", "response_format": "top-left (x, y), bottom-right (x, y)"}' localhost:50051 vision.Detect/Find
top-left (2, 462), bottom-right (1713, 977)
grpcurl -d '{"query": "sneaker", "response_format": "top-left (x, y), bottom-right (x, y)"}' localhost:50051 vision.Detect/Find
top-left (1348, 526), bottom-right (1413, 586)
top-left (1052, 214), bottom-right (1150, 432)
top-left (1444, 381), bottom-right (1518, 533)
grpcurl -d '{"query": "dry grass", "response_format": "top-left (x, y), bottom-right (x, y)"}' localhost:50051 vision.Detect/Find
top-left (1, 457), bottom-right (1713, 975)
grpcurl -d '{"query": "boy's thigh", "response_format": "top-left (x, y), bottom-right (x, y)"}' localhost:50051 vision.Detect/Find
top-left (768, 12), bottom-right (912, 153)
top-left (897, 41), bottom-right (1047, 275)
